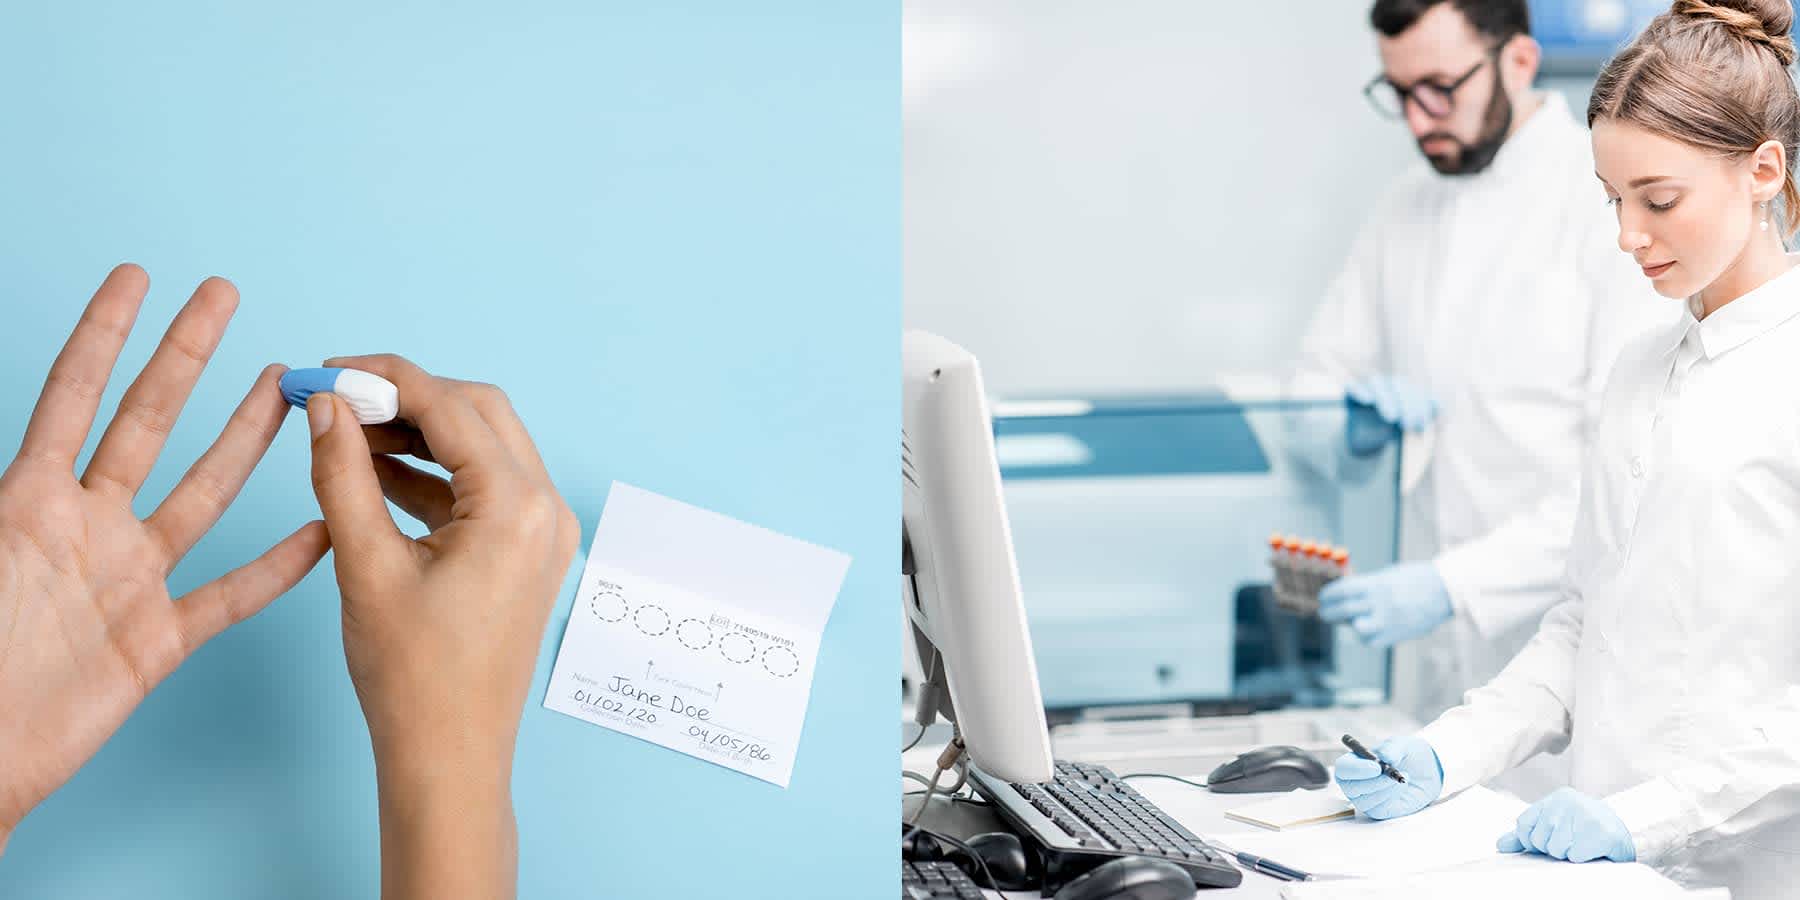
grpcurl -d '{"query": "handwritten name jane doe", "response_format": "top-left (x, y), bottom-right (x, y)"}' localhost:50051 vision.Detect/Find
top-left (570, 675), bottom-right (714, 721)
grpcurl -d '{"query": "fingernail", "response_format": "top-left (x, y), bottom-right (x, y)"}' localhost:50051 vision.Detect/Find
top-left (308, 393), bottom-right (334, 437)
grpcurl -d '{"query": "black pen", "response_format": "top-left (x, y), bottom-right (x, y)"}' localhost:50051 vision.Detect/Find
top-left (1210, 841), bottom-right (1313, 882)
top-left (1237, 850), bottom-right (1311, 882)
top-left (1341, 734), bottom-right (1406, 784)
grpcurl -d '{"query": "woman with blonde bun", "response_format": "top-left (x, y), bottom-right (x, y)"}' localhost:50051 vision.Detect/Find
top-left (1328, 2), bottom-right (1800, 896)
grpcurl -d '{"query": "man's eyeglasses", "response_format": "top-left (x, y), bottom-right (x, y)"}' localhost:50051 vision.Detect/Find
top-left (1364, 49), bottom-right (1499, 120)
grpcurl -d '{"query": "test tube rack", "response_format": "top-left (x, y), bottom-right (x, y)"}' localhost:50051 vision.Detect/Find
top-left (1268, 534), bottom-right (1350, 616)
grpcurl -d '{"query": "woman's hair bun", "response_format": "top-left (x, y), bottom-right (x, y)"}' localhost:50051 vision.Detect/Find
top-left (1674, 0), bottom-right (1797, 66)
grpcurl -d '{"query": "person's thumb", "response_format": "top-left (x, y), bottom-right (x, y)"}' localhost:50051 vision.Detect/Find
top-left (307, 393), bottom-right (403, 564)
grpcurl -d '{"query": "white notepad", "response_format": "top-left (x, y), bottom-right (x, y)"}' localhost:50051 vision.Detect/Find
top-left (1224, 788), bottom-right (1355, 831)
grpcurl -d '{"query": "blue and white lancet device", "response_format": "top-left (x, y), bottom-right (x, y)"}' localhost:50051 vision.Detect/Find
top-left (278, 367), bottom-right (400, 425)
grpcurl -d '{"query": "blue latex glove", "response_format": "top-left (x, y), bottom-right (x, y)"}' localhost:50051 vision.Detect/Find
top-left (1348, 374), bottom-right (1437, 430)
top-left (1334, 735), bottom-right (1444, 820)
top-left (1318, 561), bottom-right (1453, 647)
top-left (1345, 375), bottom-right (1436, 457)
top-left (1497, 788), bottom-right (1637, 862)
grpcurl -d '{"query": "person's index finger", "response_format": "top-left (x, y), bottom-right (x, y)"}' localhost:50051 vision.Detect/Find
top-left (320, 353), bottom-right (511, 478)
top-left (359, 422), bottom-right (436, 463)
top-left (444, 378), bottom-right (553, 482)
top-left (146, 363), bottom-right (293, 561)
top-left (19, 263), bottom-right (150, 466)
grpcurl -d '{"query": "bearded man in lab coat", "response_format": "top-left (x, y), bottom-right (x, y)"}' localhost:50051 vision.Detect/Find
top-left (1293, 0), bottom-right (1669, 792)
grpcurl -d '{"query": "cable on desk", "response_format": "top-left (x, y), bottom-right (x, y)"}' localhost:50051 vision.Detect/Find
top-left (903, 789), bottom-right (990, 809)
top-left (1118, 772), bottom-right (1211, 790)
top-left (902, 722), bottom-right (928, 753)
top-left (940, 758), bottom-right (969, 795)
top-left (910, 768), bottom-right (948, 826)
top-left (909, 734), bottom-right (967, 826)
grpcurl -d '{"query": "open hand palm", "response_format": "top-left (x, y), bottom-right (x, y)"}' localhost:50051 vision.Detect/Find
top-left (0, 266), bottom-right (326, 836)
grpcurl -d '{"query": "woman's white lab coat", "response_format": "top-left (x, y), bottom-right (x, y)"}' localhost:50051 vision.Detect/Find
top-left (1293, 92), bottom-right (1671, 735)
top-left (1419, 267), bottom-right (1800, 899)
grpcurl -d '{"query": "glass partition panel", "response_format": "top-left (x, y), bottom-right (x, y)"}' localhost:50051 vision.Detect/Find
top-left (994, 392), bottom-right (1401, 713)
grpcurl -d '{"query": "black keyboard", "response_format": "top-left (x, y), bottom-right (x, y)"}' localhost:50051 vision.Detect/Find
top-left (902, 860), bottom-right (985, 900)
top-left (971, 759), bottom-right (1242, 891)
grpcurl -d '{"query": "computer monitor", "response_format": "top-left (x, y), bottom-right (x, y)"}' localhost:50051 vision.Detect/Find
top-left (902, 330), bottom-right (1055, 785)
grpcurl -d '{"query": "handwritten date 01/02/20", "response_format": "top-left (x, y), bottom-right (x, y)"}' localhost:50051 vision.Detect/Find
top-left (568, 690), bottom-right (659, 724)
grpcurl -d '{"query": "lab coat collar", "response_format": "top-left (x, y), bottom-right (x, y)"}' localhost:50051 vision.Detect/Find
top-left (1662, 303), bottom-right (1701, 359)
top-left (1673, 255), bottom-right (1800, 360)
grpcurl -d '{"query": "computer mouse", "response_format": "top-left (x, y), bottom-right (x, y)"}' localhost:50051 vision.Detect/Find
top-left (965, 831), bottom-right (1037, 891)
top-left (900, 825), bottom-right (946, 862)
top-left (1205, 744), bottom-right (1330, 793)
top-left (1052, 857), bottom-right (1195, 900)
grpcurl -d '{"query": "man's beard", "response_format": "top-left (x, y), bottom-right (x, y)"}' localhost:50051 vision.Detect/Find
top-left (1418, 79), bottom-right (1514, 177)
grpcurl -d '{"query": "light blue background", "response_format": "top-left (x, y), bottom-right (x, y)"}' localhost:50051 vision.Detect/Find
top-left (0, 3), bottom-right (895, 897)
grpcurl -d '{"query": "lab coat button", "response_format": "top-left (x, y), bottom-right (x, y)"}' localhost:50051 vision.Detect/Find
top-left (1630, 457), bottom-right (1645, 478)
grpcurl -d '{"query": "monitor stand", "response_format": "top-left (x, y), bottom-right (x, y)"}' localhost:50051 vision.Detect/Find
top-left (904, 789), bottom-right (1008, 842)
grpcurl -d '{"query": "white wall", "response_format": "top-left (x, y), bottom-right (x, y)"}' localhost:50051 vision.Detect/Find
top-left (904, 0), bottom-right (1595, 396)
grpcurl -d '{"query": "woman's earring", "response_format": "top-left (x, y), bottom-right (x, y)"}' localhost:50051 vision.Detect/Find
top-left (1762, 200), bottom-right (1771, 232)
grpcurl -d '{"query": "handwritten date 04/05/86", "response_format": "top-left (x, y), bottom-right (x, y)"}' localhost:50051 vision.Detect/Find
top-left (688, 727), bottom-right (774, 762)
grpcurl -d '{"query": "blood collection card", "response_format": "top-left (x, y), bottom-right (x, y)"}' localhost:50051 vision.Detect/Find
top-left (544, 482), bottom-right (851, 787)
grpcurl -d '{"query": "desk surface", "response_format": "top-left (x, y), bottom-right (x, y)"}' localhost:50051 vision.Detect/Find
top-left (905, 727), bottom-right (1295, 899)
top-left (904, 724), bottom-right (1701, 900)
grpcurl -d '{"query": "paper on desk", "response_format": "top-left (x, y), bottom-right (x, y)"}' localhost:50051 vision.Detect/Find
top-left (1224, 787), bottom-right (1354, 831)
top-left (544, 482), bottom-right (851, 787)
top-left (1217, 785), bottom-right (1527, 879)
top-left (1277, 854), bottom-right (1693, 900)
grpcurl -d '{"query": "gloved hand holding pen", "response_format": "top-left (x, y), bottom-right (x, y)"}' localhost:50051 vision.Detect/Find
top-left (1333, 735), bottom-right (1443, 820)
